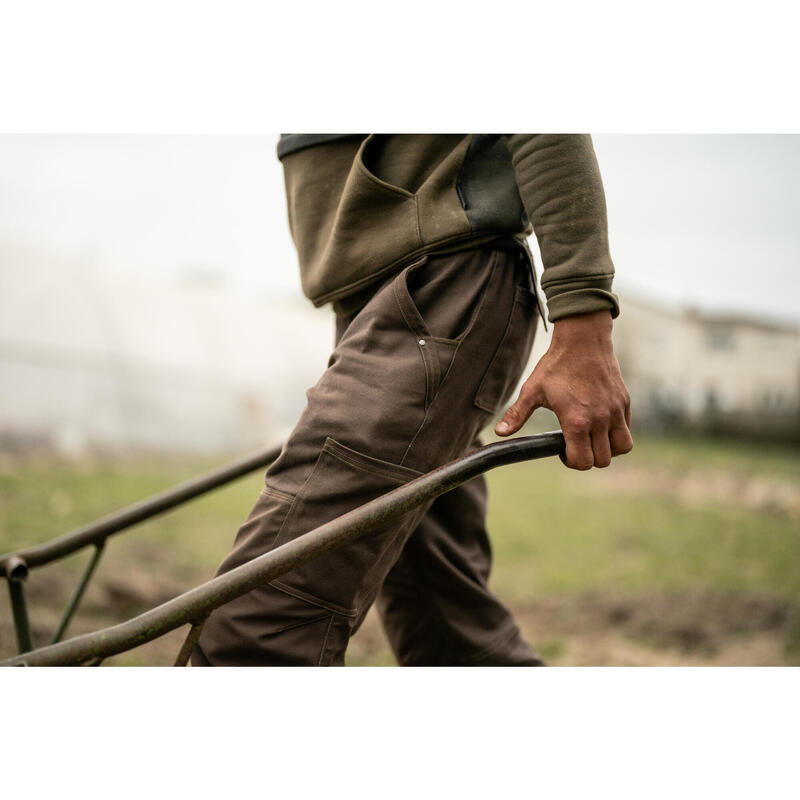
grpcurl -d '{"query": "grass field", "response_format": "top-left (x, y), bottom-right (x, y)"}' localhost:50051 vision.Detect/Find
top-left (1, 428), bottom-right (798, 666)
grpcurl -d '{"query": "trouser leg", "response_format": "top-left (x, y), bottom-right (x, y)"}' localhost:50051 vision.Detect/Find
top-left (193, 243), bottom-right (540, 666)
top-left (377, 456), bottom-right (544, 666)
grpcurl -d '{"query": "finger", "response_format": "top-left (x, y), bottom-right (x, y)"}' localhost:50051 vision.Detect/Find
top-left (609, 414), bottom-right (634, 457)
top-left (623, 391), bottom-right (632, 428)
top-left (495, 381), bottom-right (543, 436)
top-left (591, 427), bottom-right (612, 468)
top-left (560, 422), bottom-right (594, 471)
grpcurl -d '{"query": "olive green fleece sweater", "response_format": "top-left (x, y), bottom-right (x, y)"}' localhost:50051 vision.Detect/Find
top-left (278, 134), bottom-right (618, 322)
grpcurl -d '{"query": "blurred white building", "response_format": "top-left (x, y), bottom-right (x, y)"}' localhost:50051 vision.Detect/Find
top-left (612, 295), bottom-right (800, 425)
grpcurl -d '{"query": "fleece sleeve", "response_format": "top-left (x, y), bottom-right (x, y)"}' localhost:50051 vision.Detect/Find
top-left (506, 134), bottom-right (619, 322)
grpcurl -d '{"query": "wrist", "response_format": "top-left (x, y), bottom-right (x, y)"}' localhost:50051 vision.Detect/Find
top-left (551, 310), bottom-right (613, 347)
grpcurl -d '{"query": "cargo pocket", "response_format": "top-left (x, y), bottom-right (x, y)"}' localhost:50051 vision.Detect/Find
top-left (270, 436), bottom-right (424, 616)
top-left (473, 283), bottom-right (538, 414)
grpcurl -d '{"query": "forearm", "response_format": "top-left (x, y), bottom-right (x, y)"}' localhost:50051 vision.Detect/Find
top-left (497, 137), bottom-right (632, 469)
top-left (506, 134), bottom-right (619, 322)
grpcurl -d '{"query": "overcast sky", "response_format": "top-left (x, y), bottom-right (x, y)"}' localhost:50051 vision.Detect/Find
top-left (1, 134), bottom-right (798, 322)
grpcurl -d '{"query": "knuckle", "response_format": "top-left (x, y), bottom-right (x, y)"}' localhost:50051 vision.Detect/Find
top-left (566, 413), bottom-right (591, 432)
top-left (593, 409), bottom-right (611, 426)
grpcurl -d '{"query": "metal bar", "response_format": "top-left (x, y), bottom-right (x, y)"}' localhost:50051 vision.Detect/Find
top-left (50, 542), bottom-right (106, 645)
top-left (174, 617), bottom-right (208, 666)
top-left (8, 578), bottom-right (33, 654)
top-left (0, 443), bottom-right (282, 577)
top-left (0, 432), bottom-right (565, 667)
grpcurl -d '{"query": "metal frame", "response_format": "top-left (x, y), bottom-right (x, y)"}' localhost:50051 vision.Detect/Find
top-left (0, 432), bottom-right (564, 667)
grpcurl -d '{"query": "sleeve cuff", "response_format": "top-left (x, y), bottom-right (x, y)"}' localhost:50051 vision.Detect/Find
top-left (544, 287), bottom-right (620, 322)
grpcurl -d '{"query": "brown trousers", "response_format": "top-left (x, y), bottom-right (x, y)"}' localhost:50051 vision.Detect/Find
top-left (193, 242), bottom-right (544, 666)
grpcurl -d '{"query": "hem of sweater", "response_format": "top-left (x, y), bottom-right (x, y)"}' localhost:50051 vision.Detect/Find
top-left (308, 228), bottom-right (531, 309)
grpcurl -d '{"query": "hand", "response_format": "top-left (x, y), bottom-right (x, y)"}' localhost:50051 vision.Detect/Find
top-left (495, 310), bottom-right (633, 470)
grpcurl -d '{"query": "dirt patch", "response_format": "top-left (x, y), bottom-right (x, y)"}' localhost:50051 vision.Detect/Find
top-left (347, 591), bottom-right (797, 666)
top-left (513, 591), bottom-right (795, 666)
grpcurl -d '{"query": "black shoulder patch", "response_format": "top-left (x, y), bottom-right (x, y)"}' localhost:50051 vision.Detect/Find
top-left (277, 134), bottom-right (366, 160)
top-left (456, 135), bottom-right (528, 231)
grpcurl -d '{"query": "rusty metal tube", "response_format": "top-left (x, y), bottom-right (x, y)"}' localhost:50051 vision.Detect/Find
top-left (0, 432), bottom-right (564, 667)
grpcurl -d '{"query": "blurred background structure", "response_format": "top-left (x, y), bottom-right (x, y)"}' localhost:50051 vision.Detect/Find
top-left (1, 135), bottom-right (798, 665)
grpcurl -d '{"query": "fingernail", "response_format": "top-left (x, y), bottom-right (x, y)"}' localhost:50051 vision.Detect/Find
top-left (496, 421), bottom-right (510, 435)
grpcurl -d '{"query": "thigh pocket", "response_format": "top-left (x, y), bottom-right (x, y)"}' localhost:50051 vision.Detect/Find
top-left (270, 437), bottom-right (424, 615)
top-left (473, 284), bottom-right (538, 414)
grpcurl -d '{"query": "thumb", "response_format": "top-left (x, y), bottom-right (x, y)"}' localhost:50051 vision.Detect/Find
top-left (495, 381), bottom-right (543, 436)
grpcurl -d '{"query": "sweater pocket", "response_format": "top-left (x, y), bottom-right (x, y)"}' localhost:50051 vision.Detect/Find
top-left (304, 136), bottom-right (422, 302)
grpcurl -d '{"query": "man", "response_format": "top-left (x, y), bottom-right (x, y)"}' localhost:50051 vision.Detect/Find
top-left (193, 134), bottom-right (632, 666)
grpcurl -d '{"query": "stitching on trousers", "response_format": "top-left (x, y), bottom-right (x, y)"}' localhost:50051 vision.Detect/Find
top-left (413, 194), bottom-right (423, 248)
top-left (317, 614), bottom-right (335, 666)
top-left (271, 579), bottom-right (358, 618)
top-left (474, 296), bottom-right (525, 414)
top-left (394, 271), bottom-right (436, 410)
top-left (322, 437), bottom-right (422, 483)
top-left (267, 613), bottom-right (332, 636)
top-left (260, 485), bottom-right (295, 504)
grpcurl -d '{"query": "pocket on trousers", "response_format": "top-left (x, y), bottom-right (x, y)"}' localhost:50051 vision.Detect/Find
top-left (270, 437), bottom-right (424, 614)
top-left (473, 284), bottom-right (538, 414)
top-left (395, 250), bottom-right (498, 406)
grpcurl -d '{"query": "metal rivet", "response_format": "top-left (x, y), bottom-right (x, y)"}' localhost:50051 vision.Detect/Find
top-left (418, 339), bottom-right (426, 346)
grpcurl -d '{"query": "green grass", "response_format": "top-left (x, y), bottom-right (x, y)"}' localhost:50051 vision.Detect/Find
top-left (623, 431), bottom-right (800, 482)
top-left (0, 451), bottom-right (263, 576)
top-left (1, 431), bottom-right (798, 665)
top-left (487, 455), bottom-right (800, 602)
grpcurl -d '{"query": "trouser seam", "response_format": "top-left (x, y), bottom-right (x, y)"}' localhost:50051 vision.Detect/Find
top-left (271, 579), bottom-right (358, 618)
top-left (270, 613), bottom-right (332, 636)
top-left (317, 614), bottom-right (336, 666)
